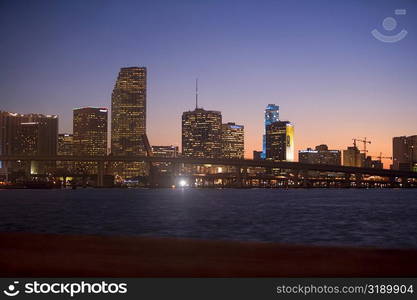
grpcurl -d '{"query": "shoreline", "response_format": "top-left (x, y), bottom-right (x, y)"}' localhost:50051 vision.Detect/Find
top-left (1, 232), bottom-right (417, 277)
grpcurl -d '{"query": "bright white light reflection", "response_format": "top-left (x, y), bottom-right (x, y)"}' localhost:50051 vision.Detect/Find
top-left (179, 180), bottom-right (187, 187)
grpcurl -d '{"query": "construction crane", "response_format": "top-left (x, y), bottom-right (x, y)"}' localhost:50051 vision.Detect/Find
top-left (353, 137), bottom-right (371, 154)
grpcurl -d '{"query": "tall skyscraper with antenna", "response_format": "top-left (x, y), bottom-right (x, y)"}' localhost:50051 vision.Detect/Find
top-left (182, 79), bottom-right (222, 158)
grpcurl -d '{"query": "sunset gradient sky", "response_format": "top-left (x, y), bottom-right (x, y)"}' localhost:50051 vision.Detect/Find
top-left (1, 0), bottom-right (416, 167)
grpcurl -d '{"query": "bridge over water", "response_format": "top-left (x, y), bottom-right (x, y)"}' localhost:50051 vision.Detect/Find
top-left (1, 155), bottom-right (416, 187)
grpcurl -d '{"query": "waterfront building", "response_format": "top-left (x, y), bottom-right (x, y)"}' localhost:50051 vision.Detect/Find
top-left (221, 122), bottom-right (244, 159)
top-left (393, 135), bottom-right (417, 171)
top-left (18, 114), bottom-right (58, 158)
top-left (265, 121), bottom-right (294, 161)
top-left (57, 133), bottom-right (74, 172)
top-left (58, 134), bottom-right (74, 156)
top-left (16, 122), bottom-right (40, 155)
top-left (343, 146), bottom-right (365, 167)
top-left (73, 107), bottom-right (107, 156)
top-left (73, 107), bottom-right (107, 175)
top-left (298, 144), bottom-right (341, 166)
top-left (262, 104), bottom-right (279, 159)
top-left (111, 67), bottom-right (147, 178)
top-left (182, 108), bottom-right (222, 158)
top-left (0, 111), bottom-right (58, 175)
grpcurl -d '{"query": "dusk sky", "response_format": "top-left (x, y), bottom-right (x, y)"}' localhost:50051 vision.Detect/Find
top-left (1, 0), bottom-right (416, 166)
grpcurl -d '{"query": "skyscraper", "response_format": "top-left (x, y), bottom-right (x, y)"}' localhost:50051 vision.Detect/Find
top-left (73, 107), bottom-right (107, 175)
top-left (111, 67), bottom-right (147, 156)
top-left (262, 104), bottom-right (279, 159)
top-left (16, 122), bottom-right (43, 156)
top-left (15, 122), bottom-right (43, 175)
top-left (73, 107), bottom-right (108, 156)
top-left (221, 122), bottom-right (244, 159)
top-left (393, 135), bottom-right (417, 171)
top-left (265, 121), bottom-right (294, 161)
top-left (0, 111), bottom-right (58, 174)
top-left (111, 67), bottom-right (147, 179)
top-left (20, 114), bottom-right (58, 157)
top-left (182, 108), bottom-right (222, 158)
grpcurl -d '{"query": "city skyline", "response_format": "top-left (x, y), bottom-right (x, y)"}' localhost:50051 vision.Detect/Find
top-left (0, 65), bottom-right (415, 169)
top-left (1, 0), bottom-right (417, 168)
top-left (2, 1), bottom-right (417, 285)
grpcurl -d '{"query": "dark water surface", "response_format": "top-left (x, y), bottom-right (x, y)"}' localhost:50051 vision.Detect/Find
top-left (0, 188), bottom-right (416, 248)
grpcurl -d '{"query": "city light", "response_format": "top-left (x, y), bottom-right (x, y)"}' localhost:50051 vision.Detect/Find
top-left (179, 179), bottom-right (187, 187)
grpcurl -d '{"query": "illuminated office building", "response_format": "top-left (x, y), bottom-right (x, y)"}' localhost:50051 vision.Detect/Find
top-left (343, 146), bottom-right (365, 167)
top-left (265, 121), bottom-right (294, 161)
top-left (17, 123), bottom-right (42, 174)
top-left (0, 111), bottom-right (58, 174)
top-left (393, 135), bottom-right (417, 171)
top-left (182, 108), bottom-right (222, 158)
top-left (262, 104), bottom-right (279, 159)
top-left (20, 114), bottom-right (58, 157)
top-left (73, 107), bottom-right (107, 175)
top-left (73, 107), bottom-right (107, 156)
top-left (16, 123), bottom-right (40, 155)
top-left (58, 134), bottom-right (74, 156)
top-left (221, 122), bottom-right (244, 159)
top-left (111, 67), bottom-right (147, 178)
top-left (298, 144), bottom-right (341, 165)
top-left (57, 133), bottom-right (74, 171)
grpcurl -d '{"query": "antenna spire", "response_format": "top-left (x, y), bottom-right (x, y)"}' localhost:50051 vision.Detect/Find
top-left (195, 78), bottom-right (199, 109)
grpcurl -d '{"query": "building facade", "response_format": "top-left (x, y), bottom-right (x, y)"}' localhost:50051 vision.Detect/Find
top-left (111, 67), bottom-right (147, 179)
top-left (73, 107), bottom-right (108, 156)
top-left (182, 108), bottom-right (222, 158)
top-left (0, 111), bottom-right (58, 175)
top-left (58, 134), bottom-right (74, 156)
top-left (73, 107), bottom-right (107, 175)
top-left (343, 146), bottom-right (365, 167)
top-left (16, 122), bottom-right (40, 155)
top-left (111, 67), bottom-right (147, 156)
top-left (265, 121), bottom-right (294, 161)
top-left (393, 135), bottom-right (417, 171)
top-left (262, 104), bottom-right (279, 159)
top-left (221, 122), bottom-right (244, 159)
top-left (298, 144), bottom-right (341, 165)
top-left (57, 133), bottom-right (74, 172)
